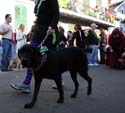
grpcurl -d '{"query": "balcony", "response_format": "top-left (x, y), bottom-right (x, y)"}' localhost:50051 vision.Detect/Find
top-left (59, 1), bottom-right (117, 28)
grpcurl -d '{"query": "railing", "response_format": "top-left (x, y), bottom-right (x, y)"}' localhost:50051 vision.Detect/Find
top-left (59, 1), bottom-right (116, 23)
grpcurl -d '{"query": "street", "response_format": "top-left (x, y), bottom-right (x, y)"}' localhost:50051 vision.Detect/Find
top-left (0, 65), bottom-right (125, 113)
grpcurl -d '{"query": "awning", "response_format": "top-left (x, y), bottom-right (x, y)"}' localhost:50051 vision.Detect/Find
top-left (60, 8), bottom-right (117, 29)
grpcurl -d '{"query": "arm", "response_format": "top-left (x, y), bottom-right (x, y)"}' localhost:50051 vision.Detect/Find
top-left (0, 29), bottom-right (10, 35)
top-left (47, 0), bottom-right (59, 34)
top-left (49, 0), bottom-right (60, 29)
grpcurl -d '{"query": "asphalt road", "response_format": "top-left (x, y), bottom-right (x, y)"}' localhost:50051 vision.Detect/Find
top-left (0, 65), bottom-right (125, 113)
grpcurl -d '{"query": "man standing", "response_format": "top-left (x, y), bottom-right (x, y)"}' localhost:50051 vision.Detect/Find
top-left (0, 14), bottom-right (13, 71)
top-left (73, 24), bottom-right (86, 49)
top-left (10, 0), bottom-right (60, 92)
top-left (86, 23), bottom-right (99, 66)
top-left (99, 28), bottom-right (107, 64)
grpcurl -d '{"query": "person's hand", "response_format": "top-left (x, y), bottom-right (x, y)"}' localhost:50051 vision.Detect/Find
top-left (5, 28), bottom-right (10, 33)
top-left (47, 26), bottom-right (52, 35)
top-left (1, 28), bottom-right (10, 35)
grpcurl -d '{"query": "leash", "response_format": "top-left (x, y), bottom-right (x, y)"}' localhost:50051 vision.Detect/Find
top-left (38, 29), bottom-right (56, 48)
top-left (38, 33), bottom-right (49, 47)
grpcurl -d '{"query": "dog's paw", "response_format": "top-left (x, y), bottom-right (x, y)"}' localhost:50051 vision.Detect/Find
top-left (57, 98), bottom-right (64, 103)
top-left (70, 93), bottom-right (77, 98)
top-left (24, 102), bottom-right (34, 109)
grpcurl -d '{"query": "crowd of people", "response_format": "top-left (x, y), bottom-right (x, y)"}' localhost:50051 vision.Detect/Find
top-left (0, 16), bottom-right (125, 71)
top-left (0, 0), bottom-right (125, 94)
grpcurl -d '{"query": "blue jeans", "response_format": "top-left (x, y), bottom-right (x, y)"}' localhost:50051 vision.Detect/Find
top-left (87, 45), bottom-right (98, 64)
top-left (0, 46), bottom-right (2, 68)
top-left (11, 43), bottom-right (17, 59)
top-left (1, 39), bottom-right (12, 70)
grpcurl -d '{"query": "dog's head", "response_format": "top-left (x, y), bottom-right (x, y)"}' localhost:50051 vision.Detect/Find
top-left (18, 44), bottom-right (41, 68)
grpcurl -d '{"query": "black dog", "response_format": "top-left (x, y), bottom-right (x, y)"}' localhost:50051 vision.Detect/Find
top-left (18, 44), bottom-right (92, 108)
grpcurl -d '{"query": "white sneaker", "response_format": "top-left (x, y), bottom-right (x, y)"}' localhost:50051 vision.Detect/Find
top-left (94, 63), bottom-right (99, 66)
top-left (10, 83), bottom-right (31, 93)
top-left (88, 63), bottom-right (94, 66)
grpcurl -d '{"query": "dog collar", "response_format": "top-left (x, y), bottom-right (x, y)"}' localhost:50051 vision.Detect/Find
top-left (33, 53), bottom-right (47, 71)
top-left (41, 53), bottom-right (47, 67)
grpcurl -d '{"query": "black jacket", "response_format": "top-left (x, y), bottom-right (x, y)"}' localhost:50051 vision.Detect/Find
top-left (73, 30), bottom-right (86, 48)
top-left (31, 0), bottom-right (59, 46)
top-left (87, 30), bottom-right (98, 45)
top-left (34, 0), bottom-right (60, 28)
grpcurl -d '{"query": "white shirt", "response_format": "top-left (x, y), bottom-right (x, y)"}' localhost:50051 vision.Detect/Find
top-left (0, 22), bottom-right (13, 40)
top-left (16, 30), bottom-right (26, 53)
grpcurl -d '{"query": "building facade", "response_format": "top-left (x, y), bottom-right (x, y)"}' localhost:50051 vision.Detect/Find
top-left (0, 0), bottom-right (121, 35)
top-left (0, 0), bottom-right (35, 33)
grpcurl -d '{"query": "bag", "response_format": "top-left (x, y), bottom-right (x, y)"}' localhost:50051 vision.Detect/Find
top-left (85, 46), bottom-right (93, 53)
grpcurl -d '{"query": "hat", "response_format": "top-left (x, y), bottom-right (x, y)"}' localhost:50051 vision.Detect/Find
top-left (91, 23), bottom-right (98, 28)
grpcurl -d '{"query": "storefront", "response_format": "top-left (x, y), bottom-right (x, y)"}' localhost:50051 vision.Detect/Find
top-left (0, 0), bottom-right (35, 33)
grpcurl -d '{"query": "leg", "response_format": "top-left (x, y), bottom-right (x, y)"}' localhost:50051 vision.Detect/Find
top-left (78, 71), bottom-right (92, 95)
top-left (54, 77), bottom-right (64, 103)
top-left (87, 45), bottom-right (94, 65)
top-left (24, 74), bottom-right (43, 108)
top-left (22, 41), bottom-right (41, 84)
top-left (7, 42), bottom-right (12, 69)
top-left (52, 75), bottom-right (64, 89)
top-left (93, 45), bottom-right (98, 64)
top-left (23, 68), bottom-right (33, 85)
top-left (1, 39), bottom-right (9, 71)
top-left (70, 71), bottom-right (79, 98)
top-left (10, 68), bottom-right (32, 93)
top-left (22, 39), bottom-right (40, 85)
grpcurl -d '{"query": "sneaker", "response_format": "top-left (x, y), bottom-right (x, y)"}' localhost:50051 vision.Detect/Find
top-left (88, 63), bottom-right (94, 66)
top-left (10, 83), bottom-right (31, 93)
top-left (93, 63), bottom-right (99, 66)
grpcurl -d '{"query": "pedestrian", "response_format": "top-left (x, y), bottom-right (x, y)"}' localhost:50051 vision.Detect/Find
top-left (10, 0), bottom-right (60, 93)
top-left (99, 28), bottom-right (107, 64)
top-left (107, 28), bottom-right (125, 69)
top-left (0, 40), bottom-right (2, 68)
top-left (86, 23), bottom-right (99, 66)
top-left (26, 25), bottom-right (35, 44)
top-left (67, 30), bottom-right (74, 47)
top-left (0, 14), bottom-right (13, 72)
top-left (58, 26), bottom-right (67, 48)
top-left (73, 24), bottom-right (86, 49)
top-left (16, 24), bottom-right (26, 53)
